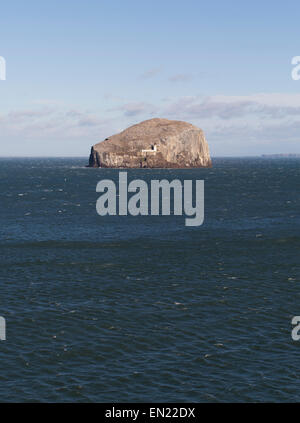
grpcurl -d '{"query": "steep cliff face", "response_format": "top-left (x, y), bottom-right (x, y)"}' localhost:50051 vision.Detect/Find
top-left (88, 118), bottom-right (212, 168)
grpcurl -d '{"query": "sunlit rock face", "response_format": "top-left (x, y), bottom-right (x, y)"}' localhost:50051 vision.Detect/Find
top-left (88, 118), bottom-right (212, 168)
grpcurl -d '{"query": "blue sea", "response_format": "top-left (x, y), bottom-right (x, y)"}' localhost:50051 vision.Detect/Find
top-left (0, 157), bottom-right (299, 402)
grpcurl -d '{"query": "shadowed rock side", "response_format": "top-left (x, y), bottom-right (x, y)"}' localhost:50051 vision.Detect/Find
top-left (88, 118), bottom-right (212, 168)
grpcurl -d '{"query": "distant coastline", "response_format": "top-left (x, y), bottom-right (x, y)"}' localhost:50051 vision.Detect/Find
top-left (262, 154), bottom-right (300, 158)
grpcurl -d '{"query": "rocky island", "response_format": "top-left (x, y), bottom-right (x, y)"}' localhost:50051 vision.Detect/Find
top-left (88, 118), bottom-right (212, 168)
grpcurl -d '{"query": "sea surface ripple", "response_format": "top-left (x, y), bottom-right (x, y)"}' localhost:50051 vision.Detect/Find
top-left (0, 157), bottom-right (299, 402)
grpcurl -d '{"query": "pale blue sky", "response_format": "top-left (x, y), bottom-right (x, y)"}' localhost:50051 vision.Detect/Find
top-left (1, 0), bottom-right (300, 156)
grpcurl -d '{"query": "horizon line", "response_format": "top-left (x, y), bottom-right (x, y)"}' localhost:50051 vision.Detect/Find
top-left (1, 154), bottom-right (299, 159)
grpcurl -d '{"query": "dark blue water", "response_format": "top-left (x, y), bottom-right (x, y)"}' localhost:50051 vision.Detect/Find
top-left (0, 157), bottom-right (299, 402)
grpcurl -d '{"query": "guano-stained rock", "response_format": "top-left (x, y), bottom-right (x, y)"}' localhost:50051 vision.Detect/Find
top-left (88, 118), bottom-right (212, 168)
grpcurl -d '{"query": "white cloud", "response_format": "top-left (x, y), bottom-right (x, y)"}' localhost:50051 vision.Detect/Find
top-left (109, 102), bottom-right (159, 117)
top-left (139, 67), bottom-right (162, 79)
top-left (1, 93), bottom-right (300, 156)
top-left (162, 94), bottom-right (300, 120)
top-left (160, 94), bottom-right (300, 155)
top-left (0, 106), bottom-right (114, 139)
top-left (168, 74), bottom-right (193, 82)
